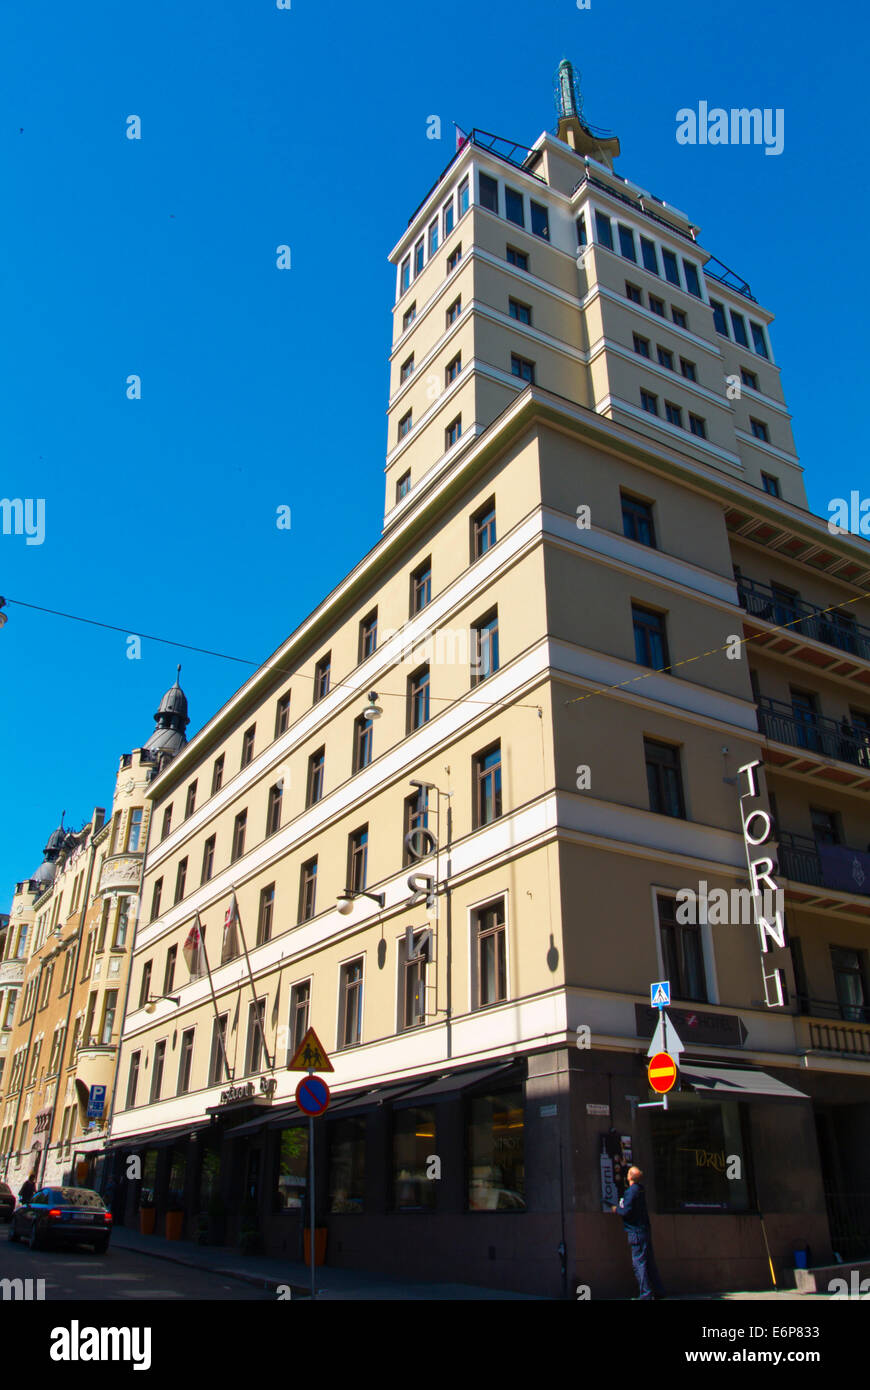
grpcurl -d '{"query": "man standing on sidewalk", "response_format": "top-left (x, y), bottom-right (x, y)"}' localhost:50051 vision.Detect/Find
top-left (612, 1166), bottom-right (664, 1300)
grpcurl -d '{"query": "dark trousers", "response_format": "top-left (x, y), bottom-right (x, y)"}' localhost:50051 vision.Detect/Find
top-left (626, 1225), bottom-right (664, 1300)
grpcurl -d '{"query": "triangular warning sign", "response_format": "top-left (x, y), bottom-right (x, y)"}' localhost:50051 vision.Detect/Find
top-left (287, 1026), bottom-right (334, 1073)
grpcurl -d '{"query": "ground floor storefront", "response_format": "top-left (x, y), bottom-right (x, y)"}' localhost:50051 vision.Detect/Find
top-left (102, 1046), bottom-right (870, 1298)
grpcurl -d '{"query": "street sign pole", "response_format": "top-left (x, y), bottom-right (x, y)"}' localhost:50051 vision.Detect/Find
top-left (309, 1090), bottom-right (315, 1302)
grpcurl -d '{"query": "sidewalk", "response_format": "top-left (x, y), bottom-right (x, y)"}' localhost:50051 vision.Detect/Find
top-left (110, 1224), bottom-right (542, 1299)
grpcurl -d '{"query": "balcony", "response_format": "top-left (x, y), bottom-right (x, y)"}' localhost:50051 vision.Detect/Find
top-left (737, 574), bottom-right (870, 666)
top-left (795, 1013), bottom-right (870, 1058)
top-left (777, 832), bottom-right (870, 921)
top-left (757, 697), bottom-right (870, 786)
top-left (0, 959), bottom-right (25, 988)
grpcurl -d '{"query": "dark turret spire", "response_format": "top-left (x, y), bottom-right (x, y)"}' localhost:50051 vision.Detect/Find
top-left (553, 58), bottom-right (620, 170)
top-left (144, 666), bottom-right (190, 760)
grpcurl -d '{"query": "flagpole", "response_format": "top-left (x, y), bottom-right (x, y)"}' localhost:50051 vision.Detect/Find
top-left (231, 890), bottom-right (274, 1070)
top-left (196, 911), bottom-right (234, 1081)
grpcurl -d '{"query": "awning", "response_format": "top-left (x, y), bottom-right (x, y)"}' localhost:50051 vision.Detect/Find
top-left (679, 1064), bottom-right (809, 1100)
top-left (105, 1118), bottom-right (214, 1150)
top-left (223, 1117), bottom-right (267, 1139)
top-left (391, 1061), bottom-right (520, 1108)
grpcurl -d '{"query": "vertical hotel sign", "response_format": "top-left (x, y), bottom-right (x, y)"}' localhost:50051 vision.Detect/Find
top-left (737, 759), bottom-right (787, 1007)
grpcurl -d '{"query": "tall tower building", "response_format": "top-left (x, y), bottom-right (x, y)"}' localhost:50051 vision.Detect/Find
top-left (107, 71), bottom-right (870, 1296)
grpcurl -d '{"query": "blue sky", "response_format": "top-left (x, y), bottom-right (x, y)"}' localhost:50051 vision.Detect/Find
top-left (0, 0), bottom-right (865, 902)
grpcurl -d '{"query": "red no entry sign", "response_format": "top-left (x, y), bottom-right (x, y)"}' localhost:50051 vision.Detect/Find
top-left (648, 1051), bottom-right (677, 1094)
top-left (296, 1074), bottom-right (330, 1116)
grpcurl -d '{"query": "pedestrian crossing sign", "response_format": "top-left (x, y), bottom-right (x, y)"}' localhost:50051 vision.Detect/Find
top-left (650, 980), bottom-right (670, 1009)
top-left (287, 1026), bottom-right (334, 1073)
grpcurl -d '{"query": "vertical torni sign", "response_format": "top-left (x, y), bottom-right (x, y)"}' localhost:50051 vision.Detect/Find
top-left (737, 759), bottom-right (787, 1007)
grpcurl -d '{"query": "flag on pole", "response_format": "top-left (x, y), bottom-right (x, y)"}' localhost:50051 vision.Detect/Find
top-left (221, 893), bottom-right (239, 964)
top-left (454, 123), bottom-right (468, 152)
top-left (183, 920), bottom-right (205, 977)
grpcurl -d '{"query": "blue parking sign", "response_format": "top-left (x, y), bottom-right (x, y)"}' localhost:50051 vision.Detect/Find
top-left (87, 1085), bottom-right (106, 1119)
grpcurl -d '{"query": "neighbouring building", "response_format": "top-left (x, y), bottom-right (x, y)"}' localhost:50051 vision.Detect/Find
top-left (99, 65), bottom-right (870, 1296)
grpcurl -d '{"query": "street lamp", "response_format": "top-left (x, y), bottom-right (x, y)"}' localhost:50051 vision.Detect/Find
top-left (361, 691), bottom-right (382, 720)
top-left (336, 889), bottom-right (385, 916)
top-left (143, 994), bottom-right (180, 1015)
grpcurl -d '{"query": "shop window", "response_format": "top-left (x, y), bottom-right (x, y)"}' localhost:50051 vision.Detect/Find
top-left (392, 1107), bottom-right (437, 1210)
top-left (328, 1116), bottom-right (366, 1212)
top-left (276, 1127), bottom-right (309, 1210)
top-left (650, 1100), bottom-right (752, 1212)
top-left (466, 1088), bottom-right (525, 1211)
top-left (140, 1149), bottom-right (158, 1206)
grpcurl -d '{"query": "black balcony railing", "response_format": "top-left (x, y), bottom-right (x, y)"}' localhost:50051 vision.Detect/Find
top-left (757, 696), bottom-right (870, 770)
top-left (776, 831), bottom-right (826, 887)
top-left (737, 574), bottom-right (870, 662)
top-left (777, 831), bottom-right (870, 897)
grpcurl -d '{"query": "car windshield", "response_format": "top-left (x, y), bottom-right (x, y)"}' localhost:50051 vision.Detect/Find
top-left (58, 1189), bottom-right (105, 1209)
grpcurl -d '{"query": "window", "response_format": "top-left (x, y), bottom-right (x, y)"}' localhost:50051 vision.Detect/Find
top-left (174, 857), bottom-right (187, 904)
top-left (671, 307), bottom-right (688, 330)
top-left (471, 499), bottom-right (496, 559)
top-left (649, 294), bottom-right (665, 317)
top-left (503, 186), bottom-right (524, 226)
top-left (761, 472), bottom-right (780, 497)
top-left (473, 742), bottom-right (502, 827)
top-left (831, 947), bottom-right (868, 1023)
top-left (479, 172), bottom-right (498, 212)
top-left (339, 959), bottom-right (364, 1048)
top-left (511, 353), bottom-right (535, 383)
top-left (640, 388), bottom-right (659, 416)
top-left (645, 739), bottom-right (686, 818)
top-left (428, 219), bottom-right (438, 257)
top-left (633, 333), bottom-right (650, 358)
top-left (680, 357), bottom-right (696, 381)
top-left (150, 877), bottom-right (163, 923)
top-left (730, 311), bottom-right (749, 347)
top-left (393, 1106), bottom-right (436, 1209)
top-left (414, 238), bottom-right (424, 276)
top-left (184, 783), bottom-right (197, 819)
top-left (150, 1040), bottom-right (165, 1102)
top-left (411, 558), bottom-right (432, 614)
top-left (618, 224), bottom-right (636, 261)
top-left (621, 493), bottom-right (656, 547)
top-left (640, 236), bottom-right (659, 274)
top-left (402, 302), bottom-right (416, 331)
top-left (625, 281), bottom-right (642, 304)
top-left (400, 256), bottom-right (410, 294)
top-left (471, 610), bottom-right (499, 685)
top-left (633, 603), bottom-right (669, 668)
top-left (445, 416), bottom-right (461, 448)
top-left (657, 346), bottom-right (674, 371)
top-left (442, 199), bottom-right (454, 237)
top-left (683, 261), bottom-right (702, 298)
top-left (810, 807), bottom-right (841, 845)
top-left (208, 1014), bottom-right (229, 1086)
top-left (112, 898), bottom-right (130, 949)
top-left (665, 401), bottom-right (683, 428)
top-left (446, 244), bottom-right (462, 273)
top-left (348, 827), bottom-right (368, 895)
top-left (750, 417), bottom-right (769, 442)
top-left (161, 805), bottom-right (173, 841)
top-left (200, 835), bottom-right (215, 885)
top-left (688, 413), bottom-right (707, 439)
top-left (740, 366), bottom-right (758, 390)
top-left (176, 1028), bottom-right (195, 1094)
top-left (445, 296), bottom-right (461, 326)
top-left (506, 245), bottom-right (528, 270)
top-left (651, 1101), bottom-right (751, 1213)
top-left (211, 754), bottom-right (224, 795)
top-left (475, 900), bottom-right (507, 1006)
top-left (530, 200), bottom-right (549, 239)
top-left (711, 299), bottom-right (728, 335)
top-left (459, 176), bottom-right (469, 215)
top-left (289, 980), bottom-right (311, 1059)
top-left (662, 249), bottom-right (680, 286)
top-left (240, 725), bottom-right (255, 769)
top-left (329, 1116), bottom-right (366, 1211)
top-left (314, 653), bottom-right (331, 703)
top-left (353, 714), bottom-right (374, 772)
top-left (163, 945), bottom-right (177, 998)
top-left (125, 1052), bottom-right (140, 1109)
top-left (299, 859), bottom-right (317, 923)
top-left (257, 884), bottom-right (275, 946)
top-left (139, 961), bottom-right (152, 1009)
top-left (306, 748), bottom-right (325, 807)
top-left (394, 470), bottom-right (411, 504)
top-left (398, 409), bottom-right (412, 441)
top-left (404, 786), bottom-right (429, 865)
top-left (245, 999), bottom-right (266, 1074)
top-left (750, 322), bottom-right (769, 358)
top-left (358, 609), bottom-right (377, 662)
top-left (400, 354), bottom-right (414, 385)
top-left (445, 354), bottom-right (461, 385)
top-left (408, 665), bottom-right (430, 732)
top-left (594, 211), bottom-right (613, 249)
top-left (400, 930), bottom-right (430, 1030)
top-left (125, 808), bottom-right (144, 852)
top-left (231, 811), bottom-right (246, 862)
top-left (266, 782), bottom-right (283, 836)
top-left (657, 894), bottom-right (706, 1001)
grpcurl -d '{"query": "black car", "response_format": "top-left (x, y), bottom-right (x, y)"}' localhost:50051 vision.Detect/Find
top-left (0, 1183), bottom-right (14, 1223)
top-left (8, 1186), bottom-right (112, 1252)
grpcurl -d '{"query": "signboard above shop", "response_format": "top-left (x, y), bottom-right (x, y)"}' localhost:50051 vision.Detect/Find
top-left (635, 1004), bottom-right (747, 1048)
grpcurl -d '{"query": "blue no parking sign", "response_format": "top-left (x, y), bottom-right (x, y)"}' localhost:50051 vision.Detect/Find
top-left (295, 1075), bottom-right (330, 1116)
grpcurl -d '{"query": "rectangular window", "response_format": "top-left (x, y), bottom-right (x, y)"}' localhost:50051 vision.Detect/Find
top-left (459, 176), bottom-right (469, 216)
top-left (509, 298), bottom-right (531, 324)
top-left (177, 1028), bottom-right (195, 1094)
top-left (289, 981), bottom-right (311, 1059)
top-left (231, 811), bottom-right (246, 862)
top-left (711, 299), bottom-right (728, 335)
top-left (328, 1116), bottom-right (366, 1212)
top-left (633, 333), bottom-right (650, 358)
top-left (414, 238), bottom-right (424, 276)
top-left (348, 826), bottom-right (368, 895)
top-left (445, 416), bottom-right (461, 448)
top-left (445, 354), bottom-right (461, 385)
top-left (633, 603), bottom-right (669, 668)
top-left (306, 748), bottom-right (325, 807)
top-left (442, 199), bottom-right (454, 237)
top-left (266, 782), bottom-right (283, 836)
top-left (161, 805), bottom-right (173, 841)
top-left (339, 959), bottom-right (364, 1048)
top-left (398, 411), bottom-right (413, 443)
top-left (404, 786), bottom-right (429, 866)
top-left (657, 894), bottom-right (707, 1001)
top-left (150, 877), bottom-right (163, 923)
top-left (393, 1107), bottom-right (437, 1210)
top-left (649, 294), bottom-right (665, 317)
top-left (471, 499), bottom-right (496, 559)
top-left (505, 186), bottom-right (524, 226)
top-left (510, 353), bottom-right (535, 383)
top-left (245, 999), bottom-right (266, 1075)
top-left (139, 961), bottom-right (152, 1010)
top-left (163, 944), bottom-right (177, 998)
top-left (730, 311), bottom-right (749, 347)
top-left (150, 1039), bottom-right (165, 1102)
top-left (185, 783), bottom-right (197, 819)
top-left (445, 296), bottom-right (461, 326)
top-left (617, 223), bottom-right (636, 261)
top-left (640, 388), bottom-right (659, 415)
top-left (741, 366), bottom-right (758, 389)
top-left (750, 417), bottom-right (769, 442)
top-left (208, 1014), bottom-right (229, 1086)
top-left (682, 261), bottom-right (702, 297)
top-left (400, 930), bottom-right (430, 1030)
top-left (411, 559), bottom-right (432, 615)
top-left (113, 898), bottom-right (130, 949)
top-left (530, 200), bottom-right (549, 239)
top-left (657, 346), bottom-right (674, 371)
top-left (671, 307), bottom-right (688, 329)
top-left (625, 281), bottom-right (642, 304)
top-left (408, 665), bottom-right (430, 732)
top-left (299, 858), bottom-right (318, 923)
top-left (273, 691), bottom-right (292, 739)
top-left (680, 357), bottom-right (696, 381)
top-left (314, 653), bottom-right (331, 703)
top-left (645, 738), bottom-right (686, 818)
top-left (400, 256), bottom-right (410, 294)
top-left (353, 713), bottom-right (373, 771)
top-left (400, 355), bottom-right (414, 385)
top-left (506, 245), bottom-right (528, 271)
top-left (751, 322), bottom-right (769, 358)
top-left (576, 214), bottom-right (587, 247)
top-left (358, 609), bottom-right (377, 662)
top-left (402, 302), bottom-right (416, 331)
top-left (174, 857), bottom-right (187, 904)
top-left (622, 493), bottom-right (656, 547)
top-left (665, 401), bottom-right (683, 428)
top-left (594, 211), bottom-right (613, 249)
top-left (428, 219), bottom-right (438, 258)
top-left (651, 1102), bottom-right (751, 1212)
top-left (125, 1052), bottom-right (141, 1109)
top-left (475, 900), bottom-right (507, 1006)
top-left (125, 808), bottom-right (144, 852)
top-left (640, 236), bottom-right (659, 274)
top-left (471, 610), bottom-right (499, 686)
top-left (831, 947), bottom-right (868, 1023)
top-left (396, 470), bottom-right (411, 502)
top-left (211, 754), bottom-right (224, 795)
top-left (241, 725), bottom-right (256, 769)
top-left (689, 413), bottom-right (707, 439)
top-left (761, 472), bottom-right (780, 497)
top-left (474, 742), bottom-right (502, 827)
top-left (201, 835), bottom-right (215, 884)
top-left (257, 883), bottom-right (275, 947)
top-left (479, 172), bottom-right (498, 212)
top-left (446, 244), bottom-right (462, 273)
top-left (662, 249), bottom-right (680, 285)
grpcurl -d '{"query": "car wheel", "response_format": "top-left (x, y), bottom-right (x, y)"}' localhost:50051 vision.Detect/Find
top-left (7, 1220), bottom-right (19, 1242)
top-left (27, 1222), bottom-right (42, 1251)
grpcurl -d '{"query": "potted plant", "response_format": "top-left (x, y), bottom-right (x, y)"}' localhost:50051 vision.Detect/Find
top-left (165, 1204), bottom-right (184, 1241)
top-left (138, 1195), bottom-right (156, 1236)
